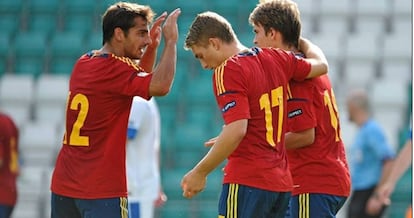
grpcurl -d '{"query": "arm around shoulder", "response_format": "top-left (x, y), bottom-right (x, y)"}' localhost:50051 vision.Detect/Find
top-left (300, 37), bottom-right (329, 79)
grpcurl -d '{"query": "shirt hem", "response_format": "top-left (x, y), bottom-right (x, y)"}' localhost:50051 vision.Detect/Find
top-left (51, 189), bottom-right (128, 199)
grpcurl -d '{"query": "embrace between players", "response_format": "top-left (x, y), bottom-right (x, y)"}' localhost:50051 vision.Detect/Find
top-left (50, 0), bottom-right (354, 218)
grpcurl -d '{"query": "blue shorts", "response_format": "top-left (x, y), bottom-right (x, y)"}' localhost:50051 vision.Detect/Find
top-left (218, 183), bottom-right (291, 218)
top-left (0, 204), bottom-right (14, 218)
top-left (285, 193), bottom-right (347, 218)
top-left (51, 192), bottom-right (128, 218)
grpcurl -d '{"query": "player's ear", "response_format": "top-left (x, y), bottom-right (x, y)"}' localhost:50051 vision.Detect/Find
top-left (114, 27), bottom-right (126, 42)
top-left (268, 28), bottom-right (278, 39)
top-left (270, 28), bottom-right (285, 45)
top-left (208, 38), bottom-right (221, 51)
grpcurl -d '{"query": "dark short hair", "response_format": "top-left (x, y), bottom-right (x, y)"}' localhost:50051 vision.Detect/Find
top-left (249, 0), bottom-right (301, 49)
top-left (101, 1), bottom-right (154, 45)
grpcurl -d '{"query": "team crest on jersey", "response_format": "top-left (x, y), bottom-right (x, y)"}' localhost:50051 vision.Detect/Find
top-left (136, 72), bottom-right (149, 77)
top-left (222, 101), bottom-right (236, 113)
top-left (288, 109), bottom-right (303, 118)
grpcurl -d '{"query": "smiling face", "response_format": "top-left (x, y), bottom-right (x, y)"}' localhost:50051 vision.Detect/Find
top-left (122, 16), bottom-right (152, 59)
top-left (101, 2), bottom-right (154, 58)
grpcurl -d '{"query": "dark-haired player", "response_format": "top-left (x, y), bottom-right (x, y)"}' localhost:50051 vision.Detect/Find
top-left (50, 2), bottom-right (180, 217)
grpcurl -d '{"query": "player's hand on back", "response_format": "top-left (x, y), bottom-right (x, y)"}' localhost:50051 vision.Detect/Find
top-left (162, 8), bottom-right (181, 44)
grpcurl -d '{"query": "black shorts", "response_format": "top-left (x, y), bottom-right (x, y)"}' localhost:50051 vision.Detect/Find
top-left (348, 186), bottom-right (387, 218)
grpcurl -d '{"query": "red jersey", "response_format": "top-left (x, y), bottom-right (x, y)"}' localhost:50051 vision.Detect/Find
top-left (286, 75), bottom-right (350, 196)
top-left (51, 52), bottom-right (152, 199)
top-left (213, 47), bottom-right (311, 192)
top-left (0, 112), bottom-right (19, 206)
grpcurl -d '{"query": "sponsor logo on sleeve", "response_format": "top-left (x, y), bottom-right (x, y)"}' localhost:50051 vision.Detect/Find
top-left (222, 101), bottom-right (236, 113)
top-left (288, 109), bottom-right (302, 118)
top-left (294, 53), bottom-right (305, 58)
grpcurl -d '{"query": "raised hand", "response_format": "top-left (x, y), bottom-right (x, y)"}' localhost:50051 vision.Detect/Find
top-left (162, 8), bottom-right (181, 44)
top-left (148, 12), bottom-right (167, 49)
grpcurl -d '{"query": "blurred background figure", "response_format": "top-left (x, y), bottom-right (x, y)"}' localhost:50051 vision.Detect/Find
top-left (346, 89), bottom-right (396, 218)
top-left (127, 97), bottom-right (167, 218)
top-left (0, 112), bottom-right (19, 218)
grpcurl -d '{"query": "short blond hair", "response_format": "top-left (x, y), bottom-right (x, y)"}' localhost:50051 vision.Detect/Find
top-left (184, 11), bottom-right (237, 49)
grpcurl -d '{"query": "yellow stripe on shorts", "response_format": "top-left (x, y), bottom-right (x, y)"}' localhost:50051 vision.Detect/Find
top-left (226, 184), bottom-right (239, 218)
top-left (299, 193), bottom-right (310, 218)
top-left (120, 197), bottom-right (128, 218)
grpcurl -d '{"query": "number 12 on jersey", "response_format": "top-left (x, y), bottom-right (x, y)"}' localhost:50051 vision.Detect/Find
top-left (259, 86), bottom-right (284, 147)
top-left (63, 92), bottom-right (90, 146)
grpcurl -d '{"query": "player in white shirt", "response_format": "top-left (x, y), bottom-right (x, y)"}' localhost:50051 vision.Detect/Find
top-left (127, 97), bottom-right (167, 218)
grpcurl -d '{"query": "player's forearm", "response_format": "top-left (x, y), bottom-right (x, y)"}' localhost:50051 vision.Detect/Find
top-left (193, 119), bottom-right (247, 176)
top-left (299, 38), bottom-right (328, 78)
top-left (140, 45), bottom-right (158, 72)
top-left (285, 128), bottom-right (315, 149)
top-left (149, 41), bottom-right (176, 96)
top-left (376, 159), bottom-right (395, 189)
top-left (386, 140), bottom-right (412, 185)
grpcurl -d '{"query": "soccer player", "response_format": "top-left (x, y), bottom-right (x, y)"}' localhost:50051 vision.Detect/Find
top-left (0, 112), bottom-right (19, 218)
top-left (249, 1), bottom-right (351, 217)
top-left (126, 97), bottom-right (167, 218)
top-left (50, 2), bottom-right (180, 218)
top-left (346, 89), bottom-right (395, 218)
top-left (180, 11), bottom-right (328, 217)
